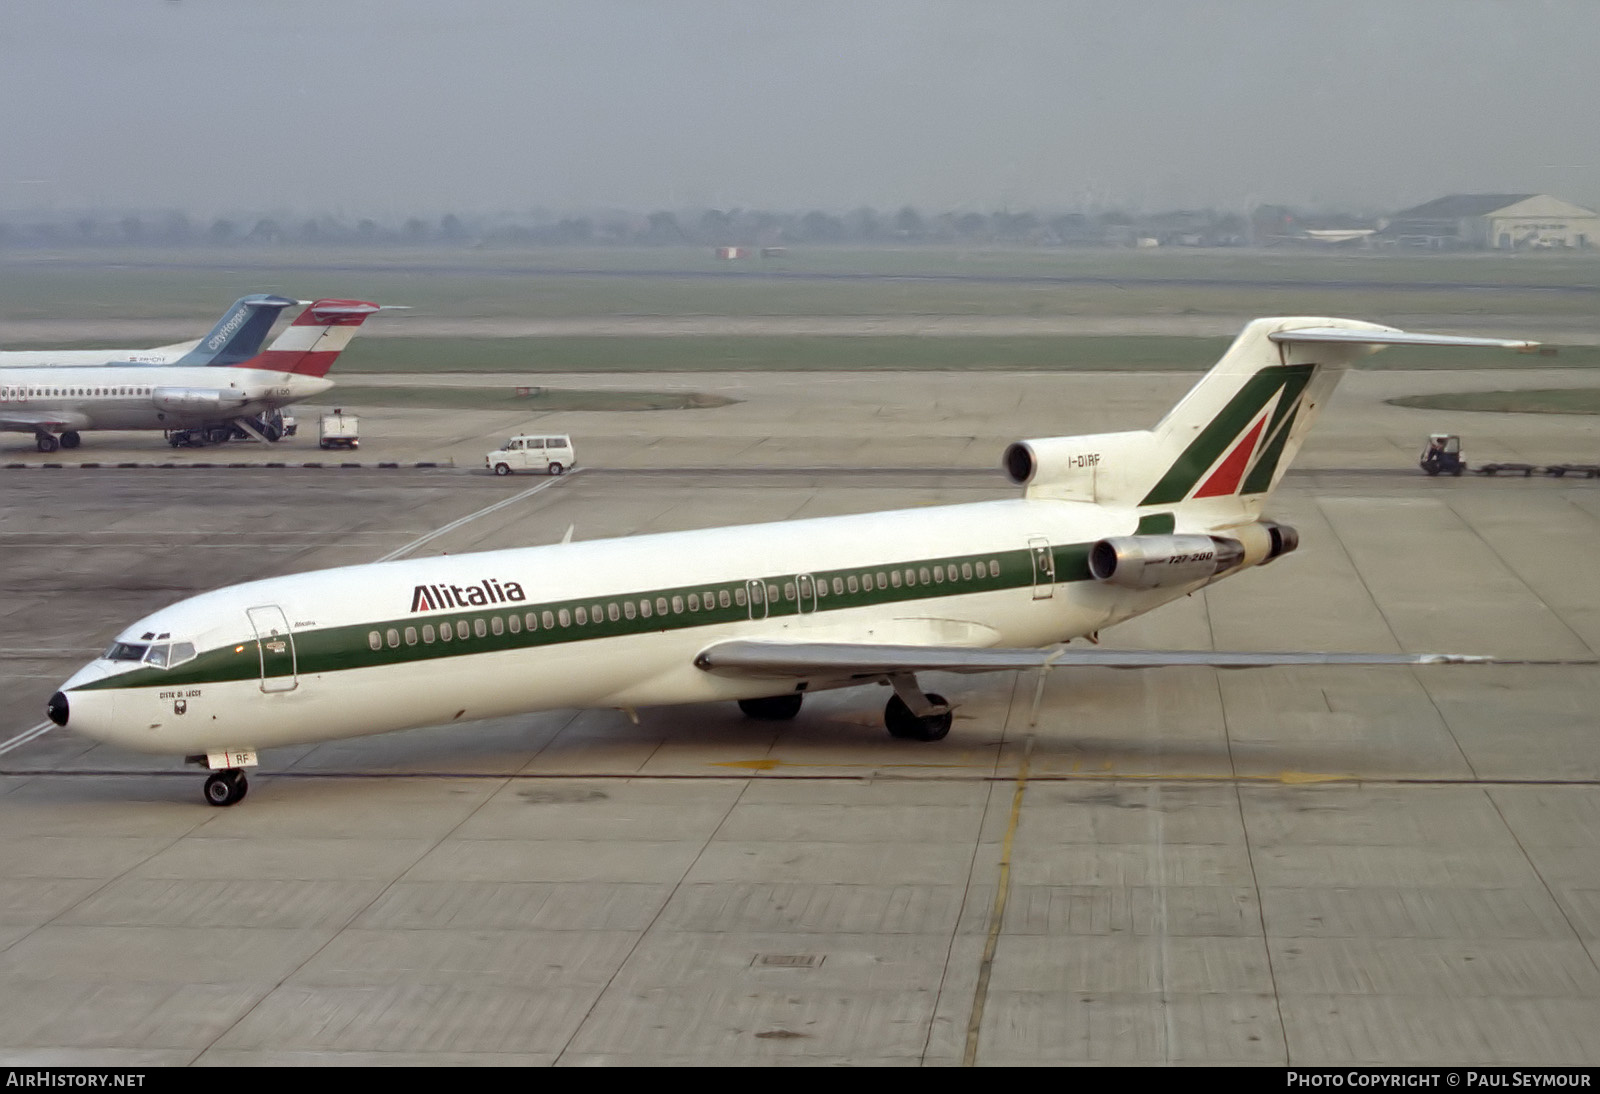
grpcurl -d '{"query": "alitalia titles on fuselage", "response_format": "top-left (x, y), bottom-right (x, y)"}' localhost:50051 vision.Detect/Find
top-left (410, 578), bottom-right (527, 612)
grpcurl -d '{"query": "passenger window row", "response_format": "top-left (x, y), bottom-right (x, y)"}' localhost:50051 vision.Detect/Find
top-left (366, 586), bottom-right (732, 651)
top-left (362, 556), bottom-right (1009, 654)
top-left (816, 558), bottom-right (1000, 598)
top-left (4, 386), bottom-right (151, 398)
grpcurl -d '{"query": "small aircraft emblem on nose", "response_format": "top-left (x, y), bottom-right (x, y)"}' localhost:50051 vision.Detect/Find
top-left (174, 699), bottom-right (188, 716)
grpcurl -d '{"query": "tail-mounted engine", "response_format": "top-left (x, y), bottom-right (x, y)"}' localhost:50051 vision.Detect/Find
top-left (1088, 534), bottom-right (1245, 589)
top-left (152, 387), bottom-right (252, 414)
top-left (1088, 521), bottom-right (1298, 589)
top-left (1261, 521), bottom-right (1299, 563)
top-left (1001, 431), bottom-right (1151, 503)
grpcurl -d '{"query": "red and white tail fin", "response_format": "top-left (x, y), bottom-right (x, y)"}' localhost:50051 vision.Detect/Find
top-left (235, 299), bottom-right (381, 377)
top-left (1005, 317), bottom-right (1540, 520)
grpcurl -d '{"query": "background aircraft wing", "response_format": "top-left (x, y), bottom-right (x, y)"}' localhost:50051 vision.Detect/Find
top-left (0, 408), bottom-right (90, 432)
top-left (693, 639), bottom-right (1585, 679)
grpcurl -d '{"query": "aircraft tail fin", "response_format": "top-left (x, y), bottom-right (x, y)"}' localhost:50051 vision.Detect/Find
top-left (1005, 318), bottom-right (1539, 519)
top-left (234, 299), bottom-right (383, 377)
top-left (173, 295), bottom-right (299, 367)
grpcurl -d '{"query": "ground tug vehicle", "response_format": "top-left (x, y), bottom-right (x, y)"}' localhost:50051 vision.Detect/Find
top-left (1420, 433), bottom-right (1465, 475)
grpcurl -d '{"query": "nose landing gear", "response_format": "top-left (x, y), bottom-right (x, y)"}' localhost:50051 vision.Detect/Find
top-left (203, 768), bottom-right (249, 807)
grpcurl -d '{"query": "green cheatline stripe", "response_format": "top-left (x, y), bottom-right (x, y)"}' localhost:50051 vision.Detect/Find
top-left (1140, 364), bottom-right (1316, 506)
top-left (79, 541), bottom-right (1097, 692)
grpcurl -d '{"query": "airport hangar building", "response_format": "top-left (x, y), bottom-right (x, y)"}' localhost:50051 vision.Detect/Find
top-left (1385, 193), bottom-right (1600, 250)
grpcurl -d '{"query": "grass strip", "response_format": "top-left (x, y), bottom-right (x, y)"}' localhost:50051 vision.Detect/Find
top-left (318, 383), bottom-right (736, 412)
top-left (331, 336), bottom-right (1600, 374)
top-left (1387, 388), bottom-right (1600, 415)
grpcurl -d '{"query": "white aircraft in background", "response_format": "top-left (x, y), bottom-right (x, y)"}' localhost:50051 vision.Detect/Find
top-left (0, 293), bottom-right (299, 369)
top-left (48, 317), bottom-right (1563, 805)
top-left (0, 299), bottom-right (381, 451)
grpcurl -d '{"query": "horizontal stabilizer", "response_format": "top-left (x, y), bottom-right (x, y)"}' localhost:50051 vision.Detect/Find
top-left (306, 301), bottom-right (382, 322)
top-left (694, 639), bottom-right (1589, 679)
top-left (1269, 328), bottom-right (1542, 352)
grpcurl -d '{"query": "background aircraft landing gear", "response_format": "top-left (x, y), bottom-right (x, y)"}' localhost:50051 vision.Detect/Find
top-left (738, 693), bottom-right (804, 720)
top-left (35, 433), bottom-right (58, 453)
top-left (59, 431), bottom-right (81, 449)
top-left (203, 768), bottom-right (248, 807)
top-left (885, 692), bottom-right (953, 741)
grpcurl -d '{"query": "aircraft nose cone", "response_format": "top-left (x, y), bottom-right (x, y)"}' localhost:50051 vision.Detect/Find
top-left (46, 691), bottom-right (69, 727)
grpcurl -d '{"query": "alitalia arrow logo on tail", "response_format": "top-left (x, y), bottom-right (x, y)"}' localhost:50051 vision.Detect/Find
top-left (1141, 363), bottom-right (1315, 506)
top-left (1192, 411), bottom-right (1269, 498)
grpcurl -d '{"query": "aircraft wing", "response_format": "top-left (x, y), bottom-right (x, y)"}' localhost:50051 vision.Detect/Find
top-left (0, 408), bottom-right (89, 432)
top-left (693, 639), bottom-right (1585, 679)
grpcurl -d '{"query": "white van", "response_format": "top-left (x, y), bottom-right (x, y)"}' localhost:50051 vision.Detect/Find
top-left (486, 434), bottom-right (576, 476)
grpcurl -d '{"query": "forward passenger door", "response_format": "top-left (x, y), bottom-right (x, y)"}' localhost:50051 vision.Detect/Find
top-left (246, 605), bottom-right (298, 692)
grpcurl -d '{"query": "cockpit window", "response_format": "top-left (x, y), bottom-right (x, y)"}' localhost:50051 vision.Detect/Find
top-left (124, 641), bottom-right (198, 670)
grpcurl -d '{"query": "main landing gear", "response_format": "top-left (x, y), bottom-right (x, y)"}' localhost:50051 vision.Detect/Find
top-left (884, 675), bottom-right (953, 741)
top-left (32, 430), bottom-right (85, 451)
top-left (734, 675), bottom-right (955, 742)
top-left (737, 693), bottom-right (805, 720)
top-left (203, 768), bottom-right (249, 807)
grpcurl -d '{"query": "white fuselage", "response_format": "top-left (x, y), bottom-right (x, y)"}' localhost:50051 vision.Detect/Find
top-left (59, 496), bottom-right (1232, 756)
top-left (0, 364), bottom-right (333, 433)
top-left (0, 342), bottom-right (199, 368)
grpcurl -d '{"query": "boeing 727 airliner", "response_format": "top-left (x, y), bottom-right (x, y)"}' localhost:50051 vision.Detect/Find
top-left (46, 317), bottom-right (1560, 805)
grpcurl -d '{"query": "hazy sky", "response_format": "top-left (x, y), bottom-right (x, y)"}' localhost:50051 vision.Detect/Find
top-left (3, 0), bottom-right (1597, 216)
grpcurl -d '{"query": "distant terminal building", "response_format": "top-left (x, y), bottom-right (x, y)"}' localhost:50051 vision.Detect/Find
top-left (1385, 194), bottom-right (1599, 250)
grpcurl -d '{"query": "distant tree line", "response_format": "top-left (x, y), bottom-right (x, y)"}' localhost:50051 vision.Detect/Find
top-left (0, 204), bottom-right (1341, 250)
